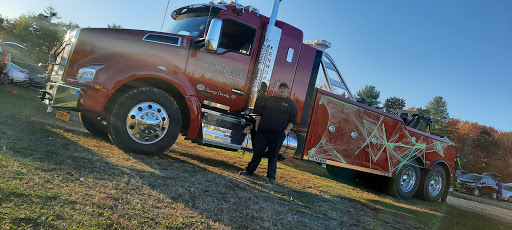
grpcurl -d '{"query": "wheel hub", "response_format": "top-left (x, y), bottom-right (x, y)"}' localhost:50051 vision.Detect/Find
top-left (126, 102), bottom-right (169, 144)
top-left (400, 167), bottom-right (416, 193)
top-left (428, 173), bottom-right (442, 196)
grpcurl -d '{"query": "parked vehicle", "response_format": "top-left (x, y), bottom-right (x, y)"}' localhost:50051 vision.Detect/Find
top-left (502, 183), bottom-right (512, 202)
top-left (14, 61), bottom-right (47, 88)
top-left (456, 173), bottom-right (499, 199)
top-left (1, 62), bottom-right (30, 87)
top-left (39, 1), bottom-right (456, 202)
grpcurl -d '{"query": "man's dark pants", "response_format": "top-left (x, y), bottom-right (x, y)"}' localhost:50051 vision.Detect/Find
top-left (246, 131), bottom-right (286, 180)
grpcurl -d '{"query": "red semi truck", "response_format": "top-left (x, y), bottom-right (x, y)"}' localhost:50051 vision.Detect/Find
top-left (39, 1), bottom-right (456, 202)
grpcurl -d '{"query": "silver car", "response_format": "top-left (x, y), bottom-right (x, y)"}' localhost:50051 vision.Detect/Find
top-left (502, 183), bottom-right (512, 202)
top-left (1, 62), bottom-right (30, 87)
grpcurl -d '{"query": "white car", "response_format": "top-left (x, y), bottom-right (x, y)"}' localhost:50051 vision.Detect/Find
top-left (1, 62), bottom-right (30, 87)
top-left (502, 183), bottom-right (512, 202)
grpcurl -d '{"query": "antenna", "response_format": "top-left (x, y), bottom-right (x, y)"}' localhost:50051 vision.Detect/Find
top-left (160, 0), bottom-right (171, 32)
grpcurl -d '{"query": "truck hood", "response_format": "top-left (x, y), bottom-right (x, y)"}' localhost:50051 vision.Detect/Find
top-left (63, 28), bottom-right (191, 84)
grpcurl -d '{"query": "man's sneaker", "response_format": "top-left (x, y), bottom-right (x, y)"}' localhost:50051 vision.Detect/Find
top-left (268, 178), bottom-right (276, 185)
top-left (239, 171), bottom-right (252, 177)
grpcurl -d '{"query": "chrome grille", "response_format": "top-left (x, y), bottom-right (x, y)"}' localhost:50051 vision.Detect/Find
top-left (49, 29), bottom-right (80, 82)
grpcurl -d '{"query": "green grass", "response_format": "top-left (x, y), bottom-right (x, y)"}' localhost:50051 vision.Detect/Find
top-left (0, 84), bottom-right (511, 229)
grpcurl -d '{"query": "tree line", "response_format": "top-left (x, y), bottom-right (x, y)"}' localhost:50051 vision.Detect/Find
top-left (356, 85), bottom-right (511, 181)
top-left (0, 7), bottom-right (121, 65)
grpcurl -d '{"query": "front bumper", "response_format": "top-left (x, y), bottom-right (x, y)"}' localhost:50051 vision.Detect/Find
top-left (40, 82), bottom-right (81, 109)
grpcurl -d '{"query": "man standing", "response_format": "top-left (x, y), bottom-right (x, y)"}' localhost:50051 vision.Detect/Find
top-left (240, 82), bottom-right (298, 185)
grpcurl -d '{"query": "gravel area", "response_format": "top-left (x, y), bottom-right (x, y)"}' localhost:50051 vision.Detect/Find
top-left (448, 192), bottom-right (512, 224)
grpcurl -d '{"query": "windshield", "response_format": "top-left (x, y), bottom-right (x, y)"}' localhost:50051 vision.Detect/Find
top-left (167, 11), bottom-right (218, 37)
top-left (462, 174), bottom-right (482, 181)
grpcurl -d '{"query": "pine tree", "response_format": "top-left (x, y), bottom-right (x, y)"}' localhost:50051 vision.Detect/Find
top-left (356, 85), bottom-right (382, 109)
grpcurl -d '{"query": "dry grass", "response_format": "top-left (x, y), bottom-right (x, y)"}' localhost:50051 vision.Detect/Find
top-left (1, 85), bottom-right (511, 229)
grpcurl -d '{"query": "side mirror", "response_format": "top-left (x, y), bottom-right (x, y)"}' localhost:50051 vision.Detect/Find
top-left (205, 19), bottom-right (222, 53)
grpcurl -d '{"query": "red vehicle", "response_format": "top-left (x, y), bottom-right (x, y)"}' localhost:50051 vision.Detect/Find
top-left (39, 1), bottom-right (456, 202)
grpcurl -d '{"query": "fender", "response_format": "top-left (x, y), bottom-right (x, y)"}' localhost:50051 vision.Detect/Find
top-left (76, 57), bottom-right (202, 140)
top-left (391, 152), bottom-right (425, 177)
top-left (428, 159), bottom-right (453, 178)
top-left (78, 57), bottom-right (196, 112)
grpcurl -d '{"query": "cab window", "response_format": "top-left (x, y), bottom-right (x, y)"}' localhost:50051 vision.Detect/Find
top-left (218, 20), bottom-right (256, 55)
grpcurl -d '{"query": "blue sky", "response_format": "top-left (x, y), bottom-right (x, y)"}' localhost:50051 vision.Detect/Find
top-left (2, 0), bottom-right (511, 131)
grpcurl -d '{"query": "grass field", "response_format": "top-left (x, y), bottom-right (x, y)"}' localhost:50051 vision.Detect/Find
top-left (1, 84), bottom-right (511, 229)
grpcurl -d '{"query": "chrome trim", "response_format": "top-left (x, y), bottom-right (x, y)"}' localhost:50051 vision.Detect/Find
top-left (429, 172), bottom-right (443, 197)
top-left (400, 167), bottom-right (417, 193)
top-left (248, 25), bottom-right (282, 109)
top-left (142, 33), bottom-right (182, 47)
top-left (45, 83), bottom-right (81, 108)
top-left (205, 19), bottom-right (223, 52)
top-left (126, 102), bottom-right (169, 144)
top-left (65, 29), bottom-right (80, 81)
top-left (50, 29), bottom-right (80, 83)
top-left (320, 51), bottom-right (356, 101)
top-left (231, 88), bottom-right (244, 95)
top-left (371, 138), bottom-right (377, 145)
top-left (307, 157), bottom-right (389, 177)
top-left (157, 65), bottom-right (168, 71)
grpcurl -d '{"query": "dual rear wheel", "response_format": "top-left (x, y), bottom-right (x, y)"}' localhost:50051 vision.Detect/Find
top-left (327, 160), bottom-right (447, 202)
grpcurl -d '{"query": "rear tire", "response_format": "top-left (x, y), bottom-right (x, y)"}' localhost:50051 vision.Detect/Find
top-left (491, 191), bottom-right (497, 200)
top-left (419, 165), bottom-right (446, 202)
top-left (473, 188), bottom-right (480, 196)
top-left (390, 160), bottom-right (420, 200)
top-left (80, 110), bottom-right (108, 138)
top-left (21, 81), bottom-right (30, 88)
top-left (107, 87), bottom-right (182, 155)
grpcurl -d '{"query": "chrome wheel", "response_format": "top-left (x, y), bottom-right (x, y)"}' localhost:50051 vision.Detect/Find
top-left (126, 102), bottom-right (169, 144)
top-left (400, 167), bottom-right (417, 193)
top-left (428, 172), bottom-right (443, 197)
top-left (473, 188), bottom-right (480, 196)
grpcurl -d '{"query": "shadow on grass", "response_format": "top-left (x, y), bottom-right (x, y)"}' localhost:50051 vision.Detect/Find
top-left (2, 89), bottom-right (511, 229)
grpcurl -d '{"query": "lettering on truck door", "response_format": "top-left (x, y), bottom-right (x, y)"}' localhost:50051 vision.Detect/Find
top-left (192, 18), bottom-right (260, 110)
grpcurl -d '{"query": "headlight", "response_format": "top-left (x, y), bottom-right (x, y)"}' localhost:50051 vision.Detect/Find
top-left (77, 65), bottom-right (104, 82)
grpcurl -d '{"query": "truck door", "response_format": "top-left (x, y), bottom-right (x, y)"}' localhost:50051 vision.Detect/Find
top-left (191, 18), bottom-right (260, 111)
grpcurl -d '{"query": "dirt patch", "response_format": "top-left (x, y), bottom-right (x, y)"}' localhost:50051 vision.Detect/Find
top-left (447, 195), bottom-right (512, 224)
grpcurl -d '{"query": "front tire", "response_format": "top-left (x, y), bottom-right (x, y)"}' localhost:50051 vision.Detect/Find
top-left (419, 165), bottom-right (446, 202)
top-left (0, 74), bottom-right (10, 84)
top-left (107, 87), bottom-right (182, 155)
top-left (390, 160), bottom-right (420, 200)
top-left (80, 110), bottom-right (108, 138)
